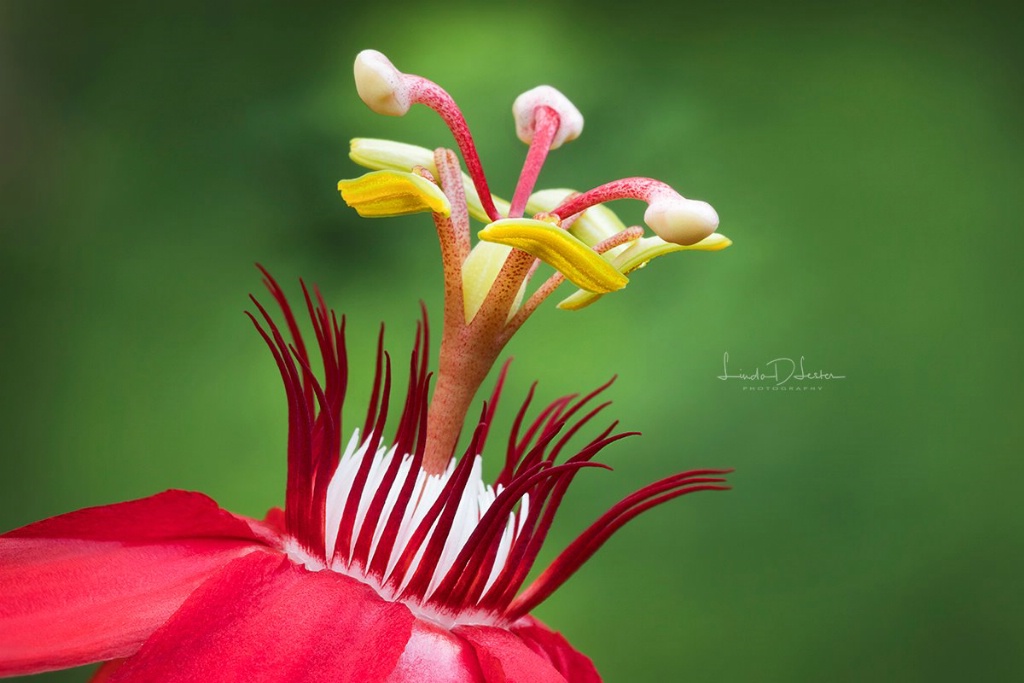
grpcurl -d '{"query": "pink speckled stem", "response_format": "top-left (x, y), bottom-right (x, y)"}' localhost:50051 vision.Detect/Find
top-left (408, 76), bottom-right (501, 222)
top-left (423, 249), bottom-right (533, 473)
top-left (509, 106), bottom-right (559, 219)
top-left (551, 177), bottom-right (675, 220)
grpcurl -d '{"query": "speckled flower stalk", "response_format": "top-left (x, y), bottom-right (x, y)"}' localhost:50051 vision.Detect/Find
top-left (342, 50), bottom-right (731, 474)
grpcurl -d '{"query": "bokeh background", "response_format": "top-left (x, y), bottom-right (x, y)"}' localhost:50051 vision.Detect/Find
top-left (2, 1), bottom-right (1021, 681)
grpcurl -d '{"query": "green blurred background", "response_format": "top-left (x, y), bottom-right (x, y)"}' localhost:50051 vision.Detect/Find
top-left (2, 1), bottom-right (1021, 681)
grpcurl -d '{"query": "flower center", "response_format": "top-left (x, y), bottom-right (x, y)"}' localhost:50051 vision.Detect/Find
top-left (251, 269), bottom-right (730, 629)
top-left (284, 429), bottom-right (524, 628)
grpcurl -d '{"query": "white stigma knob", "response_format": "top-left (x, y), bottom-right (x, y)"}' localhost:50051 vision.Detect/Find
top-left (644, 198), bottom-right (720, 246)
top-left (354, 49), bottom-right (411, 117)
top-left (512, 85), bottom-right (584, 149)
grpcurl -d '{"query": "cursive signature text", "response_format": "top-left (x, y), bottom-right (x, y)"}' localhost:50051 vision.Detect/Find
top-left (717, 352), bottom-right (846, 386)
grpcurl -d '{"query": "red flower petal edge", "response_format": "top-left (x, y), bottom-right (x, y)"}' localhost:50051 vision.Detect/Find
top-left (105, 552), bottom-right (414, 683)
top-left (0, 491), bottom-right (269, 676)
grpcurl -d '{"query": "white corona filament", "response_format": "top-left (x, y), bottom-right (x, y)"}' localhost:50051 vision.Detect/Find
top-left (287, 430), bottom-right (528, 628)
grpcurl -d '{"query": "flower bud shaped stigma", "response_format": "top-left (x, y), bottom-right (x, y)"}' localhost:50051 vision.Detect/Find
top-left (512, 85), bottom-right (584, 150)
top-left (553, 177), bottom-right (720, 246)
top-left (353, 49), bottom-right (412, 116)
top-left (644, 196), bottom-right (720, 246)
top-left (354, 49), bottom-right (502, 222)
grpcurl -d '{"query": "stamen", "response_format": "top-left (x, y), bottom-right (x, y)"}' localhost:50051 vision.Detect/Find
top-left (430, 149), bottom-right (471, 264)
top-left (557, 232), bottom-right (733, 311)
top-left (477, 219), bottom-right (628, 293)
top-left (552, 177), bottom-right (719, 246)
top-left (354, 50), bottom-right (502, 222)
top-left (502, 225), bottom-right (645, 339)
top-left (337, 169), bottom-right (451, 218)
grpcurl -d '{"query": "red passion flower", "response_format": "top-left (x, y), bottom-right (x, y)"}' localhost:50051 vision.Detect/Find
top-left (0, 50), bottom-right (731, 682)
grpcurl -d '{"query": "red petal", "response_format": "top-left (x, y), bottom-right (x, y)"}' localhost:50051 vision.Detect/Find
top-left (510, 616), bottom-right (601, 682)
top-left (0, 491), bottom-right (268, 677)
top-left (108, 552), bottom-right (416, 682)
top-left (4, 489), bottom-right (265, 543)
top-left (89, 659), bottom-right (127, 682)
top-left (387, 619), bottom-right (485, 682)
top-left (454, 623), bottom-right (572, 683)
top-left (261, 506), bottom-right (287, 535)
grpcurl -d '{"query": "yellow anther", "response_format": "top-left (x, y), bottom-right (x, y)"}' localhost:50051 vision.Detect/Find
top-left (337, 170), bottom-right (451, 218)
top-left (557, 233), bottom-right (732, 310)
top-left (349, 139), bottom-right (511, 224)
top-left (478, 219), bottom-right (628, 294)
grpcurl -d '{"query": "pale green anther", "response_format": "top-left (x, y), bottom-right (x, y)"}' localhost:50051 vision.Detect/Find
top-left (349, 139), bottom-right (511, 223)
top-left (479, 219), bottom-right (628, 294)
top-left (557, 233), bottom-right (732, 310)
top-left (337, 170), bottom-right (451, 218)
top-left (349, 138), bottom-right (436, 174)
